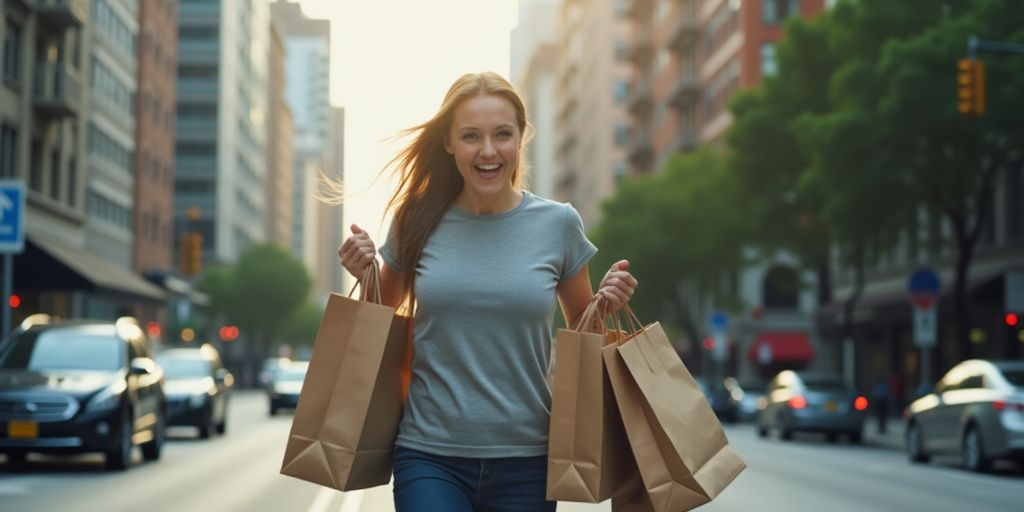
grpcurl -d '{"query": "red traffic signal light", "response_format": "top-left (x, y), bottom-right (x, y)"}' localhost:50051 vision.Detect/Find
top-left (957, 58), bottom-right (985, 117)
top-left (8, 294), bottom-right (21, 308)
top-left (1006, 313), bottom-right (1020, 327)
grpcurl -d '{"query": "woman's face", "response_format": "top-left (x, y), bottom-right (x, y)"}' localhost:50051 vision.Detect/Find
top-left (444, 93), bottom-right (521, 200)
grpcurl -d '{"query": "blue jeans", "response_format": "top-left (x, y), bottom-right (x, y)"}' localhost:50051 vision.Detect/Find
top-left (392, 446), bottom-right (557, 512)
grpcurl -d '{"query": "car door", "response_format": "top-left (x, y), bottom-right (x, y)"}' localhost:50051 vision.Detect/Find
top-left (765, 373), bottom-right (796, 428)
top-left (930, 368), bottom-right (966, 453)
top-left (129, 337), bottom-right (162, 434)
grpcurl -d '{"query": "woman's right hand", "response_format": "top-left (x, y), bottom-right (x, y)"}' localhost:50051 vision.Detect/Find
top-left (338, 224), bottom-right (377, 280)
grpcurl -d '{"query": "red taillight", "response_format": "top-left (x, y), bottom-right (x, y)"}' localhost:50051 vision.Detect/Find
top-left (787, 396), bottom-right (807, 409)
top-left (854, 396), bottom-right (869, 411)
top-left (993, 400), bottom-right (1024, 412)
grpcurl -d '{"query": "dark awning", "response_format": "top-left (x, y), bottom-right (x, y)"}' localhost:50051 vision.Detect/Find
top-left (15, 236), bottom-right (166, 302)
top-left (747, 331), bottom-right (815, 363)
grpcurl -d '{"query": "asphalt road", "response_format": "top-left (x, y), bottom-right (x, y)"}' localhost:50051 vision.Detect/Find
top-left (1, 391), bottom-right (1020, 511)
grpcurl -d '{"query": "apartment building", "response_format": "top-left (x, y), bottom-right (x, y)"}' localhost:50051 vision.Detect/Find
top-left (265, 18), bottom-right (293, 251)
top-left (174, 0), bottom-right (269, 267)
top-left (512, 0), bottom-right (559, 199)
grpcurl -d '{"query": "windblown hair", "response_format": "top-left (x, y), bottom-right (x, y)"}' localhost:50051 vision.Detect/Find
top-left (386, 72), bottom-right (532, 304)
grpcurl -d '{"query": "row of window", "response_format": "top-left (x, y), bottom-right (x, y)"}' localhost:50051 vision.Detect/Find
top-left (138, 209), bottom-right (171, 246)
top-left (3, 18), bottom-right (21, 83)
top-left (92, 58), bottom-right (135, 117)
top-left (86, 189), bottom-right (132, 231)
top-left (93, 0), bottom-right (137, 60)
top-left (88, 124), bottom-right (133, 172)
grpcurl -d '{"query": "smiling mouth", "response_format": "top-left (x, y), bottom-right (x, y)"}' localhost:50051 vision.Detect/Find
top-left (474, 163), bottom-right (502, 179)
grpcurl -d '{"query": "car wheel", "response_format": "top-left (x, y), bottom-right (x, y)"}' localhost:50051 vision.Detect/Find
top-left (757, 424), bottom-right (768, 438)
top-left (141, 412), bottom-right (164, 461)
top-left (963, 425), bottom-right (992, 472)
top-left (848, 430), bottom-right (862, 445)
top-left (269, 403), bottom-right (278, 417)
top-left (906, 421), bottom-right (930, 463)
top-left (106, 411), bottom-right (133, 471)
top-left (781, 427), bottom-right (793, 441)
top-left (4, 450), bottom-right (28, 465)
top-left (826, 432), bottom-right (838, 443)
top-left (216, 418), bottom-right (227, 435)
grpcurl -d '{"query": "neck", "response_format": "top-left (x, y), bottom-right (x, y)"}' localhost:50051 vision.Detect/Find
top-left (455, 189), bottom-right (524, 215)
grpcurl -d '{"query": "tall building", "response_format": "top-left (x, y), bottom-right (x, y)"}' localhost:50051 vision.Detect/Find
top-left (629, 0), bottom-right (825, 174)
top-left (512, 0), bottom-right (559, 200)
top-left (270, 0), bottom-right (337, 293)
top-left (2, 0), bottom-right (165, 323)
top-left (265, 19), bottom-right (294, 251)
top-left (175, 0), bottom-right (270, 267)
top-left (135, 0), bottom-right (178, 275)
top-left (555, 0), bottom-right (633, 226)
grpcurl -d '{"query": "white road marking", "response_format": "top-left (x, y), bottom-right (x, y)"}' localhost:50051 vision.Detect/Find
top-left (339, 489), bottom-right (365, 512)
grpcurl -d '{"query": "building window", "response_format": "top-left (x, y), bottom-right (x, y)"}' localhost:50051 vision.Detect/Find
top-left (49, 150), bottom-right (61, 200)
top-left (613, 163), bottom-right (627, 184)
top-left (613, 79), bottom-right (628, 104)
top-left (763, 0), bottom-right (801, 25)
top-left (763, 266), bottom-right (800, 310)
top-left (614, 40), bottom-right (629, 62)
top-left (614, 124), bottom-right (630, 146)
top-left (3, 18), bottom-right (22, 83)
top-left (0, 124), bottom-right (16, 177)
top-left (762, 43), bottom-right (777, 77)
top-left (68, 157), bottom-right (77, 206)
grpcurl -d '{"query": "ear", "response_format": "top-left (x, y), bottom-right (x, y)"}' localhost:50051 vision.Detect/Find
top-left (443, 135), bottom-right (454, 155)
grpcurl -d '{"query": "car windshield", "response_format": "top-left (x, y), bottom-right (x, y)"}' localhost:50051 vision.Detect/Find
top-left (1000, 369), bottom-right (1024, 387)
top-left (0, 328), bottom-right (122, 372)
top-left (801, 377), bottom-right (848, 391)
top-left (158, 357), bottom-right (211, 379)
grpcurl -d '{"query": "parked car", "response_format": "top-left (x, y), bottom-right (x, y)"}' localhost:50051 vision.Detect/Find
top-left (696, 377), bottom-right (738, 423)
top-left (904, 359), bottom-right (1024, 472)
top-left (259, 357), bottom-right (291, 389)
top-left (757, 370), bottom-right (868, 443)
top-left (724, 376), bottom-right (767, 422)
top-left (268, 361), bottom-right (308, 416)
top-left (0, 314), bottom-right (166, 470)
top-left (155, 344), bottom-right (234, 438)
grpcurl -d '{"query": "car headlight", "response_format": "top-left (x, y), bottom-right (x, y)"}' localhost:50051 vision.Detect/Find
top-left (86, 380), bottom-right (128, 413)
top-left (189, 393), bottom-right (207, 408)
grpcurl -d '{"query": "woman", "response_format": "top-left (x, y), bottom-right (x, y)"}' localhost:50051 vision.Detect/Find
top-left (338, 72), bottom-right (637, 511)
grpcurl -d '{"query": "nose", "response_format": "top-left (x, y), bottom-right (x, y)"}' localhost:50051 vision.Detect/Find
top-left (481, 137), bottom-right (497, 157)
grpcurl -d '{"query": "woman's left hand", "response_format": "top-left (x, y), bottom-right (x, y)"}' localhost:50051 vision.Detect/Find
top-left (598, 260), bottom-right (638, 313)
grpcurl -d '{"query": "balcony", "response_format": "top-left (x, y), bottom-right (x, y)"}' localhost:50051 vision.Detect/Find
top-left (629, 33), bottom-right (654, 65)
top-left (628, 78), bottom-right (653, 118)
top-left (33, 62), bottom-right (81, 118)
top-left (668, 71), bottom-right (700, 109)
top-left (35, 0), bottom-right (88, 29)
top-left (628, 131), bottom-right (655, 171)
top-left (668, 13), bottom-right (700, 52)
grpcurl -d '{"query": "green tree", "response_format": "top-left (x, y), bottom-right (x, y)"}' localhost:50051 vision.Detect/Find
top-left (590, 148), bottom-right (747, 345)
top-left (279, 300), bottom-right (324, 347)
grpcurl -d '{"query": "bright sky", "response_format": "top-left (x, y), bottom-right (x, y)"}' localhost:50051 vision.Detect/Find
top-left (299, 0), bottom-right (519, 262)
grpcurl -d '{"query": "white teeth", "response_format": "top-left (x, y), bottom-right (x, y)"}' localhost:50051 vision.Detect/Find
top-left (476, 164), bottom-right (500, 171)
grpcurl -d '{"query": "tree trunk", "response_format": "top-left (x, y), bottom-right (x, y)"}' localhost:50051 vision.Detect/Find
top-left (816, 261), bottom-right (832, 306)
top-left (841, 244), bottom-right (866, 385)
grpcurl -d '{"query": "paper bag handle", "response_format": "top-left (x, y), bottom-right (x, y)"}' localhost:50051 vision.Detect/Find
top-left (571, 295), bottom-right (606, 333)
top-left (346, 262), bottom-right (384, 304)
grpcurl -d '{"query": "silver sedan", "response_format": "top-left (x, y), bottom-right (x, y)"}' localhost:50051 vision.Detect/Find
top-left (757, 371), bottom-right (869, 443)
top-left (904, 359), bottom-right (1024, 472)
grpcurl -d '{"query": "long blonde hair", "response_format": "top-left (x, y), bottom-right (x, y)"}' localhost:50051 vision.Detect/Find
top-left (386, 72), bottom-right (532, 302)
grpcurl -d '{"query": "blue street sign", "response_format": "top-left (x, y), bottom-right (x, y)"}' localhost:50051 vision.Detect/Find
top-left (907, 267), bottom-right (941, 310)
top-left (0, 181), bottom-right (26, 254)
top-left (709, 310), bottom-right (729, 332)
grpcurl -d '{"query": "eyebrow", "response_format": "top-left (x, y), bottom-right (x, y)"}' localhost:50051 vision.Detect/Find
top-left (456, 123), bottom-right (515, 131)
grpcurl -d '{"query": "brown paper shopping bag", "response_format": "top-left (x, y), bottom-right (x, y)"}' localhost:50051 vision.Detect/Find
top-left (604, 308), bottom-right (745, 511)
top-left (280, 265), bottom-right (412, 490)
top-left (547, 298), bottom-right (635, 502)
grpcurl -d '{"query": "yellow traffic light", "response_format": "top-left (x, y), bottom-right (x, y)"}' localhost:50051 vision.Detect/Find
top-left (957, 58), bottom-right (985, 116)
top-left (180, 232), bottom-right (202, 276)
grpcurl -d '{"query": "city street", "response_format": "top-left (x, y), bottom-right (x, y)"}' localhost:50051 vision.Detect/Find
top-left (0, 391), bottom-right (1020, 512)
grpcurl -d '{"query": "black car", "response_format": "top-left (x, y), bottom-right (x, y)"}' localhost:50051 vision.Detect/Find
top-left (0, 315), bottom-right (166, 470)
top-left (156, 344), bottom-right (233, 438)
top-left (696, 377), bottom-right (738, 423)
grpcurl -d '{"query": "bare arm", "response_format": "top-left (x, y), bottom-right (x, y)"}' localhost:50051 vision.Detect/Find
top-left (556, 264), bottom-right (595, 329)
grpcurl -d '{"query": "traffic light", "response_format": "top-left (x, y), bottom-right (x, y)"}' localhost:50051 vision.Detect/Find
top-left (1007, 313), bottom-right (1020, 327)
top-left (180, 232), bottom-right (202, 276)
top-left (957, 58), bottom-right (985, 116)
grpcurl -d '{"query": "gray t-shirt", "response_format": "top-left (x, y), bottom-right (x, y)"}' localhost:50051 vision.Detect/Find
top-left (380, 191), bottom-right (597, 458)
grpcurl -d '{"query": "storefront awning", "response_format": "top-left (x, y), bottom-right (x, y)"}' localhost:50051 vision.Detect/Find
top-left (16, 236), bottom-right (166, 302)
top-left (747, 331), bottom-right (815, 363)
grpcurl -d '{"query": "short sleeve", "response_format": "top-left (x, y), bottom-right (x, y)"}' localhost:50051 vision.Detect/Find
top-left (379, 223), bottom-right (401, 271)
top-left (561, 204), bottom-right (598, 281)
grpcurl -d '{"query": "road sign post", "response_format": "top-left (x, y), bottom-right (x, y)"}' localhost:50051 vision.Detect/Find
top-left (908, 267), bottom-right (941, 392)
top-left (0, 181), bottom-right (27, 337)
